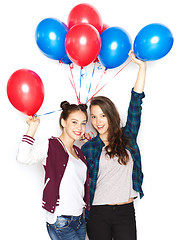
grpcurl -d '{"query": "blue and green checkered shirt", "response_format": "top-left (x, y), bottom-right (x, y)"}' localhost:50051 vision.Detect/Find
top-left (81, 89), bottom-right (145, 219)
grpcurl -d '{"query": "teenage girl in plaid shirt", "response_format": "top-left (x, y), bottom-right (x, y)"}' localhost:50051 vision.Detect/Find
top-left (81, 50), bottom-right (146, 240)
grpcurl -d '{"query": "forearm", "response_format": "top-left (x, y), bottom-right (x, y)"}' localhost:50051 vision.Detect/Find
top-left (26, 125), bottom-right (38, 138)
top-left (129, 50), bottom-right (146, 93)
top-left (133, 63), bottom-right (146, 93)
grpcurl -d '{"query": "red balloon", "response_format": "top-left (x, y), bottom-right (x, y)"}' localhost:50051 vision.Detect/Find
top-left (65, 23), bottom-right (101, 67)
top-left (67, 3), bottom-right (103, 33)
top-left (7, 69), bottom-right (44, 115)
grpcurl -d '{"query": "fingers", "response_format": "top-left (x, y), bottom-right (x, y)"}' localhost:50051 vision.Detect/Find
top-left (129, 50), bottom-right (136, 61)
top-left (26, 115), bottom-right (40, 124)
top-left (80, 133), bottom-right (91, 143)
top-left (129, 50), bottom-right (146, 66)
top-left (128, 50), bottom-right (134, 56)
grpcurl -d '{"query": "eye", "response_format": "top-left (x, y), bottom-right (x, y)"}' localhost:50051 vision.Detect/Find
top-left (72, 121), bottom-right (77, 124)
top-left (101, 114), bottom-right (106, 118)
top-left (91, 115), bottom-right (96, 119)
top-left (82, 122), bottom-right (86, 126)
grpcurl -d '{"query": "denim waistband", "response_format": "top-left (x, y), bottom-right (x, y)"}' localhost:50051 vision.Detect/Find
top-left (59, 213), bottom-right (83, 221)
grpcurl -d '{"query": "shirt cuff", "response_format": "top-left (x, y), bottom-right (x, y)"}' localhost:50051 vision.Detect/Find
top-left (22, 135), bottom-right (35, 145)
top-left (131, 88), bottom-right (145, 98)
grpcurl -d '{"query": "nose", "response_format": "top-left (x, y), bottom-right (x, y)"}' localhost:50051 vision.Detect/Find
top-left (96, 117), bottom-right (101, 124)
top-left (77, 124), bottom-right (82, 130)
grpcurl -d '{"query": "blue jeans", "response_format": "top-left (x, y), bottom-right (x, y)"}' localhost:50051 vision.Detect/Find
top-left (46, 214), bottom-right (86, 240)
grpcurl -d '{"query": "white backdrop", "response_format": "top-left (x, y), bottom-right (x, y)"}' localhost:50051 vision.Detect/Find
top-left (1, 0), bottom-right (177, 239)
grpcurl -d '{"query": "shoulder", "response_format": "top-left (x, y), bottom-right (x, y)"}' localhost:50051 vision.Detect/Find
top-left (81, 136), bottom-right (98, 150)
top-left (81, 135), bottom-right (104, 159)
top-left (48, 137), bottom-right (67, 153)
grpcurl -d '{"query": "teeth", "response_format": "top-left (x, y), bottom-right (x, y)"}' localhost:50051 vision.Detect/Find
top-left (74, 131), bottom-right (81, 135)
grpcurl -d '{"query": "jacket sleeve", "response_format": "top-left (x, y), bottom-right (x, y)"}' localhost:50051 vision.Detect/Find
top-left (123, 89), bottom-right (145, 140)
top-left (16, 135), bottom-right (49, 165)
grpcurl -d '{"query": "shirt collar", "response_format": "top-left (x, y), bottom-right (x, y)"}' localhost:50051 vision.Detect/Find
top-left (95, 134), bottom-right (105, 147)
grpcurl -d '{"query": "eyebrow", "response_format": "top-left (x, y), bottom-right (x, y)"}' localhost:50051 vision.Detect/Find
top-left (71, 118), bottom-right (87, 122)
top-left (90, 113), bottom-right (104, 116)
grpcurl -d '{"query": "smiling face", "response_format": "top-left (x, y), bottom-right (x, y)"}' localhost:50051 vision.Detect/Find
top-left (90, 105), bottom-right (109, 140)
top-left (61, 110), bottom-right (87, 141)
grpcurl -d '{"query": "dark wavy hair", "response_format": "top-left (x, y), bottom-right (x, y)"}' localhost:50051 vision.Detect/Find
top-left (90, 96), bottom-right (130, 165)
top-left (59, 101), bottom-right (88, 128)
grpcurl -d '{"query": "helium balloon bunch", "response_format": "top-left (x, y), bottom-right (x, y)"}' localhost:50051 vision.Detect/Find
top-left (34, 3), bottom-right (174, 69)
top-left (7, 3), bottom-right (174, 115)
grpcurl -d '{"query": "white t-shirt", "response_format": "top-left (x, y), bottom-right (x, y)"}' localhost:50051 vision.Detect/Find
top-left (93, 148), bottom-right (138, 205)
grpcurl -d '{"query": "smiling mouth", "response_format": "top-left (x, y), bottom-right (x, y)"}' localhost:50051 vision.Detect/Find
top-left (97, 125), bottom-right (104, 130)
top-left (73, 131), bottom-right (82, 136)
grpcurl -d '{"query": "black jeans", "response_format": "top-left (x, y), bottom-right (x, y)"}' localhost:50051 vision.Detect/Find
top-left (86, 202), bottom-right (137, 240)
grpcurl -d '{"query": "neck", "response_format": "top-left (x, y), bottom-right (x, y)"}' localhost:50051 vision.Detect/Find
top-left (99, 133), bottom-right (109, 146)
top-left (59, 132), bottom-right (74, 151)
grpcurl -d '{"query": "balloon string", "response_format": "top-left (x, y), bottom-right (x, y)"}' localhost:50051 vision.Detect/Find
top-left (79, 68), bottom-right (85, 102)
top-left (95, 68), bottom-right (107, 92)
top-left (69, 65), bottom-right (80, 104)
top-left (86, 82), bottom-right (108, 104)
top-left (85, 62), bottom-right (96, 103)
top-left (86, 58), bottom-right (132, 104)
top-left (112, 59), bottom-right (132, 78)
top-left (79, 68), bottom-right (82, 101)
top-left (36, 109), bottom-right (62, 117)
top-left (91, 61), bottom-right (96, 78)
top-left (68, 76), bottom-right (74, 89)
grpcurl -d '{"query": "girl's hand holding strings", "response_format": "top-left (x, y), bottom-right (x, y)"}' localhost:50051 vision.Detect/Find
top-left (26, 115), bottom-right (40, 138)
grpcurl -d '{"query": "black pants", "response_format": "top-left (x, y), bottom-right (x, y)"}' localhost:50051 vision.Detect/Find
top-left (86, 202), bottom-right (137, 240)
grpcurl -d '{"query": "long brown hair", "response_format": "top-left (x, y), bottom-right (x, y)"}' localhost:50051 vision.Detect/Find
top-left (90, 96), bottom-right (129, 165)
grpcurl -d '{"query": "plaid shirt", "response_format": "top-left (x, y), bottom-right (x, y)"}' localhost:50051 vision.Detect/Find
top-left (81, 89), bottom-right (145, 219)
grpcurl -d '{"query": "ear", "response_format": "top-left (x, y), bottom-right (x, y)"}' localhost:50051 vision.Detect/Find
top-left (61, 118), bottom-right (66, 128)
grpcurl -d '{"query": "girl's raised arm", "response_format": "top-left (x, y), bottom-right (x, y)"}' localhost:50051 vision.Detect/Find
top-left (129, 50), bottom-right (146, 93)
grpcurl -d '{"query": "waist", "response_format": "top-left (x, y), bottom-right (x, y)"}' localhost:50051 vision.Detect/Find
top-left (91, 201), bottom-right (135, 212)
top-left (59, 213), bottom-right (84, 221)
top-left (108, 198), bottom-right (134, 206)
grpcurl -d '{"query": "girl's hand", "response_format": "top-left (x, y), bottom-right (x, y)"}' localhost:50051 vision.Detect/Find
top-left (26, 115), bottom-right (40, 138)
top-left (26, 115), bottom-right (40, 126)
top-left (80, 133), bottom-right (92, 143)
top-left (129, 50), bottom-right (146, 68)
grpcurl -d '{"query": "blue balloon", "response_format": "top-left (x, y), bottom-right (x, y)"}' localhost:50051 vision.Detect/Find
top-left (35, 18), bottom-right (69, 60)
top-left (133, 23), bottom-right (174, 61)
top-left (98, 27), bottom-right (132, 69)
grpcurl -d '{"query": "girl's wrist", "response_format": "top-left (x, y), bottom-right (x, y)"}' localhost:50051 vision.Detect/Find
top-left (138, 61), bottom-right (146, 68)
top-left (26, 125), bottom-right (38, 138)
